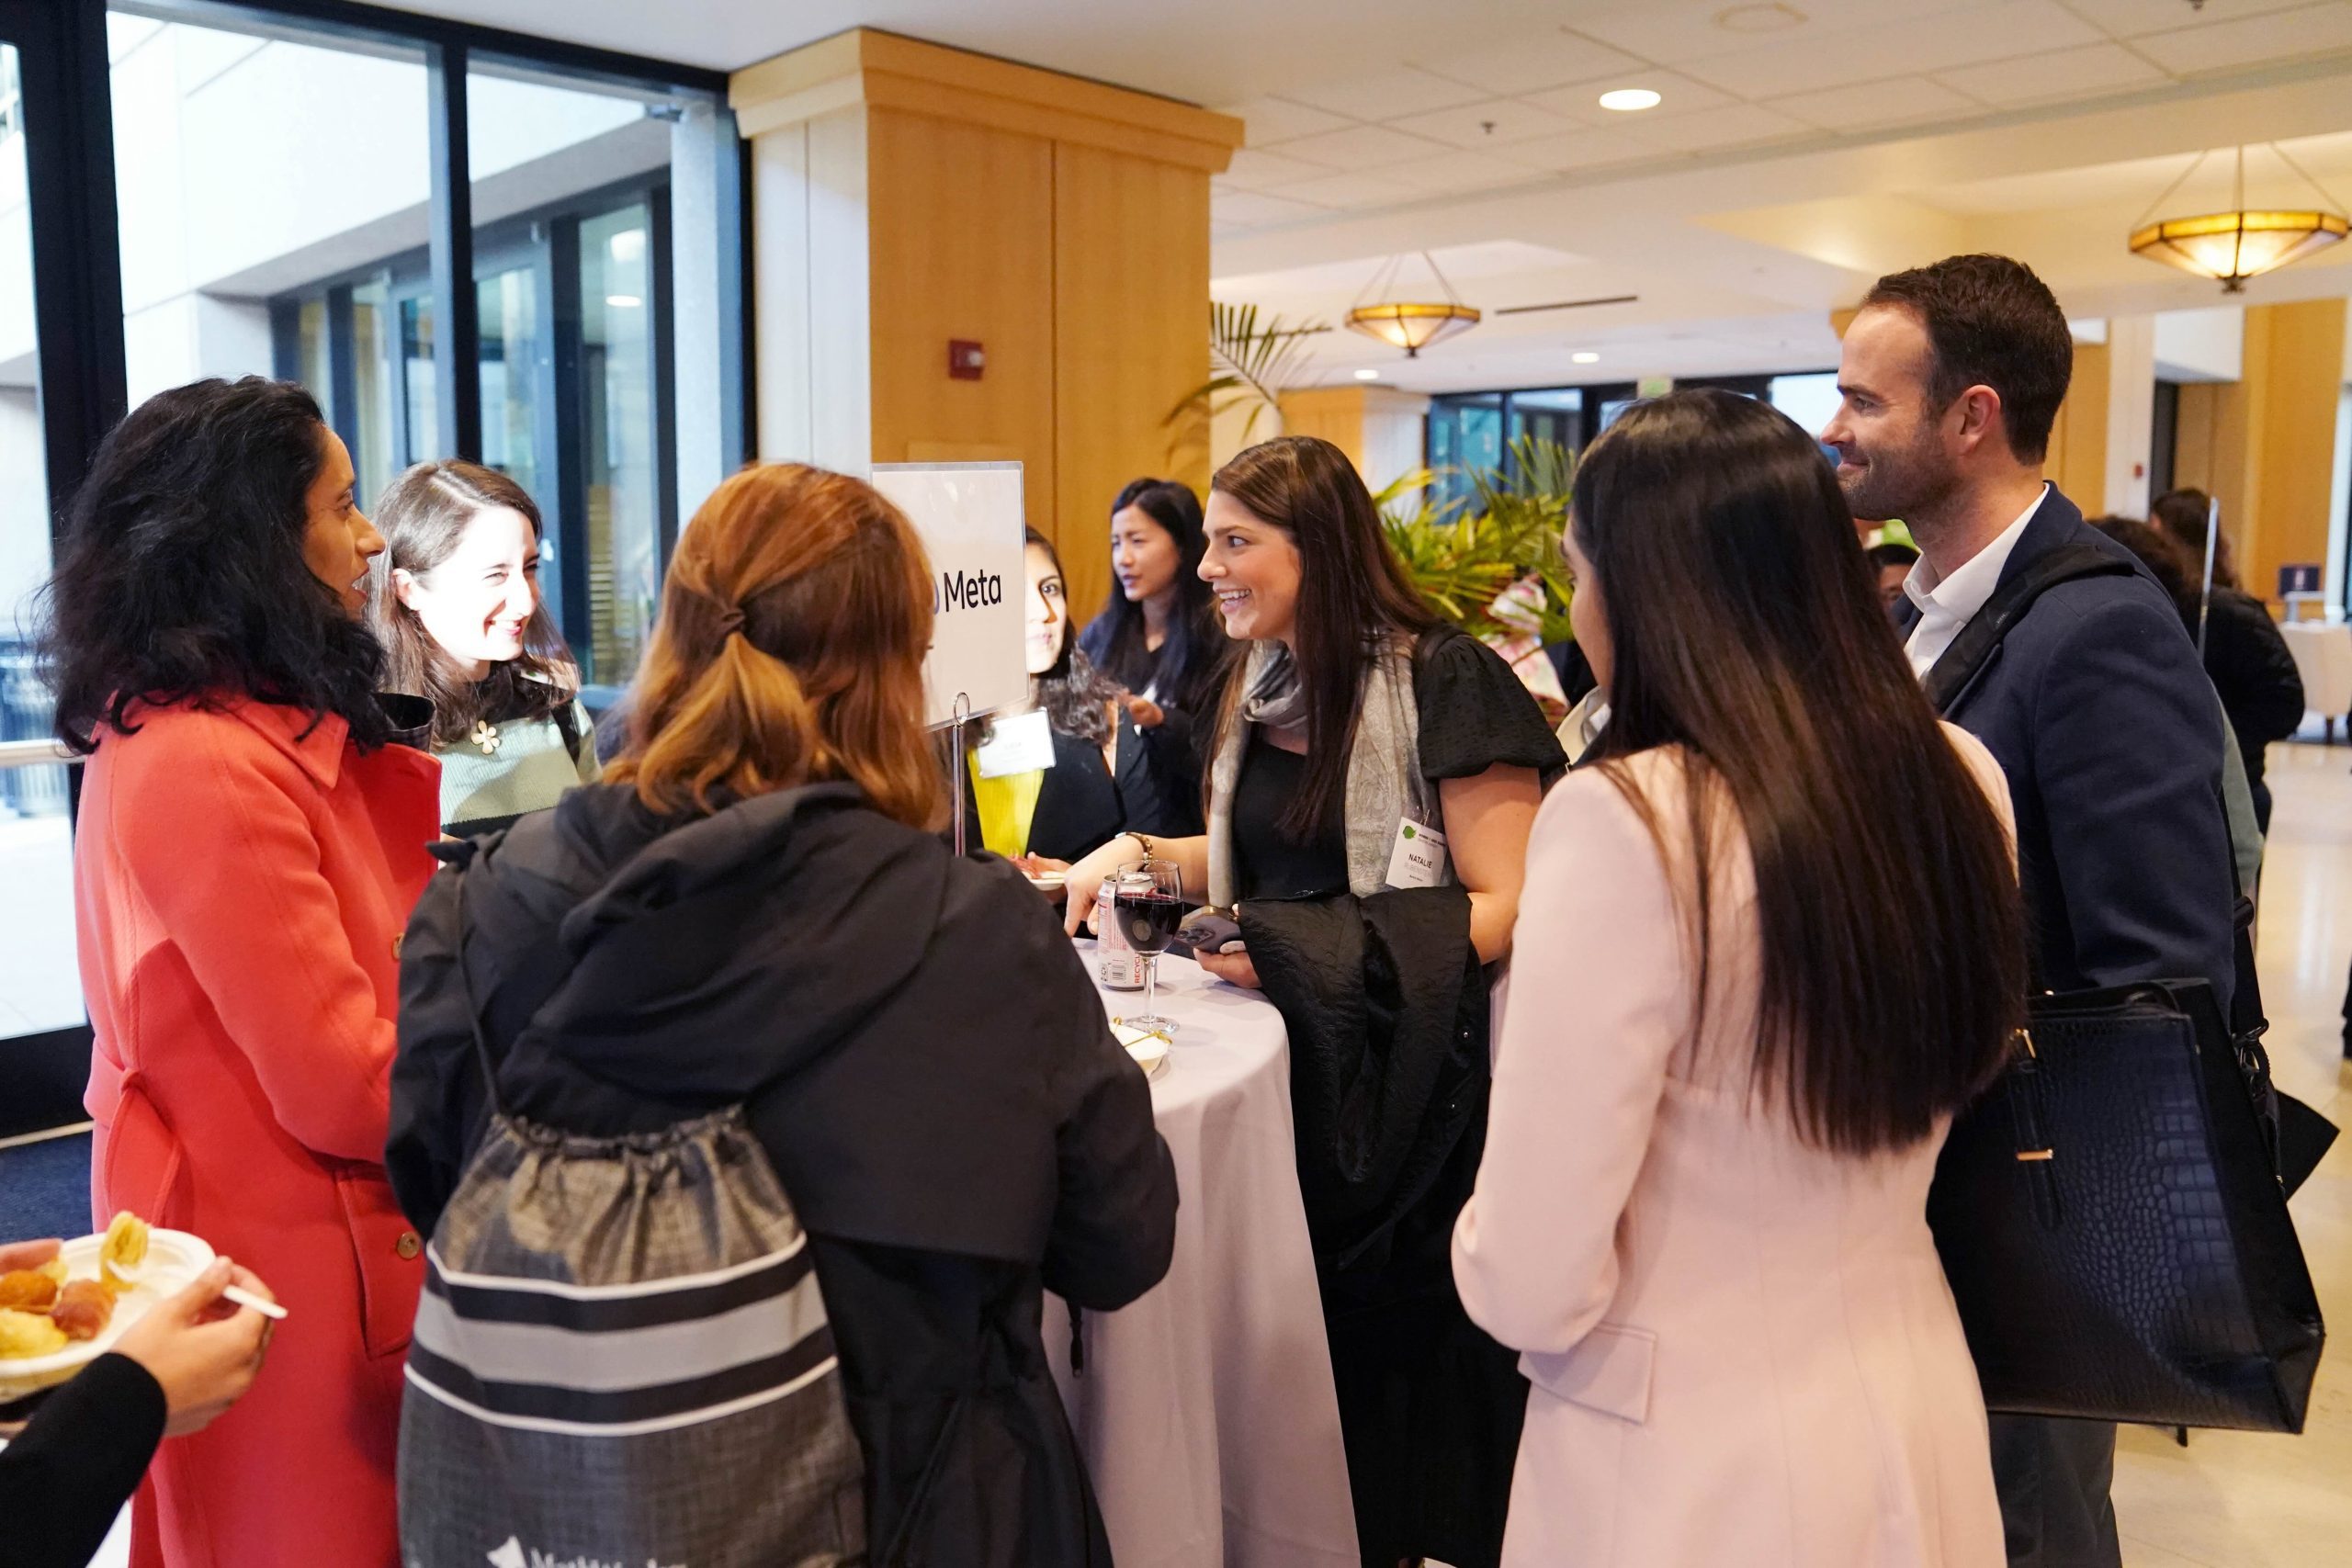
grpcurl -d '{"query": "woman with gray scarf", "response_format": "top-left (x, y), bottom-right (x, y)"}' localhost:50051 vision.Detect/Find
top-left (1063, 435), bottom-right (1563, 1568)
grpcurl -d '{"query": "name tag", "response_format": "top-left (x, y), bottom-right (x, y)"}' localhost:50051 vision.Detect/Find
top-left (975, 709), bottom-right (1056, 778)
top-left (1385, 816), bottom-right (1448, 889)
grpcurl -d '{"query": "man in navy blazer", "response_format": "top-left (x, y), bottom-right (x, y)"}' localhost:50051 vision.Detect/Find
top-left (1826, 254), bottom-right (2237, 1568)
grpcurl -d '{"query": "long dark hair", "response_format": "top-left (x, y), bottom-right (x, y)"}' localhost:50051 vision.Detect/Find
top-left (1211, 435), bottom-right (1439, 839)
top-left (2090, 515), bottom-right (2200, 631)
top-left (2152, 487), bottom-right (2235, 590)
top-left (43, 377), bottom-right (394, 754)
top-left (1577, 389), bottom-right (2024, 1156)
top-left (1023, 528), bottom-right (1121, 746)
top-left (368, 459), bottom-right (579, 747)
top-left (1080, 478), bottom-right (1225, 714)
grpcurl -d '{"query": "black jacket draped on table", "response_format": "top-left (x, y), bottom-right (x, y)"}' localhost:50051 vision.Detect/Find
top-left (388, 781), bottom-right (1178, 1568)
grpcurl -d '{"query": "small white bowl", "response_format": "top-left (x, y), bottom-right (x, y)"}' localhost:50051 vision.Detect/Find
top-left (0, 1228), bottom-right (217, 1400)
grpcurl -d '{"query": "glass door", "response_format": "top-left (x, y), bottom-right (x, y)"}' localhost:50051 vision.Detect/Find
top-left (0, 3), bottom-right (105, 1139)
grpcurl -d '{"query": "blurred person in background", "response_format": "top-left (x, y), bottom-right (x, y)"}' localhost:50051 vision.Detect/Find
top-left (2148, 487), bottom-right (2303, 833)
top-left (1080, 478), bottom-right (1232, 836)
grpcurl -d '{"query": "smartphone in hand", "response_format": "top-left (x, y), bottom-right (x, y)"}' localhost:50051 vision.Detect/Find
top-left (1177, 905), bottom-right (1245, 954)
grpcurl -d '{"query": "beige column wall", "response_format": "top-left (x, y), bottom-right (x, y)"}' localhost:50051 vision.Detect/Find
top-left (1276, 385), bottom-right (1433, 493)
top-left (731, 30), bottom-right (1240, 623)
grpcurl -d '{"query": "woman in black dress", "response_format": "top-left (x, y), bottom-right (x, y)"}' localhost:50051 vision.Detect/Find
top-left (1078, 479), bottom-right (1229, 834)
top-left (1063, 435), bottom-right (1564, 1568)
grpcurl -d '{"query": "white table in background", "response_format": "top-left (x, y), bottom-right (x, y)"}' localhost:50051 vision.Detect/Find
top-left (1044, 948), bottom-right (1360, 1568)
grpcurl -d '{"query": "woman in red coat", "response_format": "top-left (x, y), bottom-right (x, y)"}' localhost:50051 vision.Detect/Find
top-left (48, 378), bottom-right (441, 1567)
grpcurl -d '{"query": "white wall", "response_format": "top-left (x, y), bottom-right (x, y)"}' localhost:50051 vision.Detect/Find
top-left (2106, 314), bottom-right (2155, 520)
top-left (2153, 307), bottom-right (2244, 384)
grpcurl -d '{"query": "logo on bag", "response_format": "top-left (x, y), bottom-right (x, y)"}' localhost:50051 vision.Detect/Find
top-left (485, 1540), bottom-right (683, 1568)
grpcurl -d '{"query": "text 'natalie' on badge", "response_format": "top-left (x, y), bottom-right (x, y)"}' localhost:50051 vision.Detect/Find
top-left (870, 461), bottom-right (1029, 728)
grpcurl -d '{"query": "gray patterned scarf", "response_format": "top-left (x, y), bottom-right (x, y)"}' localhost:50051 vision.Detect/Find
top-left (1205, 637), bottom-right (1440, 908)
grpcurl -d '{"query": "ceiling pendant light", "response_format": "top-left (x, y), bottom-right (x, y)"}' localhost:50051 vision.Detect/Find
top-left (2128, 143), bottom-right (2349, 294)
top-left (1344, 251), bottom-right (1480, 357)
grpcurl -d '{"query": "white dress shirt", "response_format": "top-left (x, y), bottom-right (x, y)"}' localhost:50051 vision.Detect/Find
top-left (1902, 485), bottom-right (2049, 677)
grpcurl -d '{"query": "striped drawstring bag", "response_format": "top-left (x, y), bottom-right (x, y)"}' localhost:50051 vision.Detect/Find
top-left (396, 879), bottom-right (865, 1567)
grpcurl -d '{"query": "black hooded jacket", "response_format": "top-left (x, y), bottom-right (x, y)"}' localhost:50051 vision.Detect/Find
top-left (388, 781), bottom-right (1177, 1567)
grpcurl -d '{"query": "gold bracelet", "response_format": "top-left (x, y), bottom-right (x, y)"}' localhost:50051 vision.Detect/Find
top-left (1128, 830), bottom-right (1156, 861)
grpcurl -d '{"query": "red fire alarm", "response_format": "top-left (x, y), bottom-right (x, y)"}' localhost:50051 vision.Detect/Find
top-left (948, 340), bottom-right (985, 380)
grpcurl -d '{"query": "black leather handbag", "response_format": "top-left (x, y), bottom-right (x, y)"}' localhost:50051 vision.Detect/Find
top-left (1927, 979), bottom-right (2324, 1429)
top-left (1919, 543), bottom-right (2328, 1431)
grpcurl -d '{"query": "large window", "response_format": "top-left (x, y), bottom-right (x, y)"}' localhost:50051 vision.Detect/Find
top-left (0, 0), bottom-right (741, 1134)
top-left (1425, 388), bottom-right (1585, 514)
top-left (110, 3), bottom-right (743, 701)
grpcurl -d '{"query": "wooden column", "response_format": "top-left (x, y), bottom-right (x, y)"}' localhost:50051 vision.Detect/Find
top-left (731, 31), bottom-right (1241, 622)
top-left (2172, 299), bottom-right (2346, 602)
top-left (1276, 385), bottom-right (1432, 493)
top-left (2043, 342), bottom-right (2110, 509)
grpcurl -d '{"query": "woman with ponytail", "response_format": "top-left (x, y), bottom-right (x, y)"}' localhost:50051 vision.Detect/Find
top-left (387, 463), bottom-right (1177, 1564)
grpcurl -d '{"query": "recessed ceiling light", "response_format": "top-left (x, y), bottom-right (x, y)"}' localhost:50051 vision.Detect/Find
top-left (1598, 87), bottom-right (1662, 112)
top-left (1573, 351), bottom-right (1601, 364)
top-left (1714, 2), bottom-right (1806, 32)
top-left (606, 294), bottom-right (643, 309)
top-left (1354, 368), bottom-right (1381, 381)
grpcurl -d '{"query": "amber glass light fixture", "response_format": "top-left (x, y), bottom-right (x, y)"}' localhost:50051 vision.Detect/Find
top-left (1345, 252), bottom-right (1480, 357)
top-left (2128, 145), bottom-right (2348, 293)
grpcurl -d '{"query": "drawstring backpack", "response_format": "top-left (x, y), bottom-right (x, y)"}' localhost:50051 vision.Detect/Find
top-left (397, 866), bottom-right (867, 1568)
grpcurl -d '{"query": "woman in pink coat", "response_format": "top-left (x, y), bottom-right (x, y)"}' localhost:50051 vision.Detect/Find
top-left (1453, 389), bottom-right (2020, 1567)
top-left (50, 378), bottom-right (440, 1567)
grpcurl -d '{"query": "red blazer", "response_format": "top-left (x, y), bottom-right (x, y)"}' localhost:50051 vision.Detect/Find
top-left (75, 695), bottom-right (438, 1568)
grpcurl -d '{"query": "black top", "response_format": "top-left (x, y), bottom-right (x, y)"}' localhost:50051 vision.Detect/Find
top-left (2201, 585), bottom-right (2305, 791)
top-left (1026, 727), bottom-right (1127, 863)
top-left (390, 783), bottom-right (1177, 1567)
top-left (1230, 630), bottom-right (1566, 901)
top-left (1234, 732), bottom-right (1347, 899)
top-left (0, 1352), bottom-right (168, 1568)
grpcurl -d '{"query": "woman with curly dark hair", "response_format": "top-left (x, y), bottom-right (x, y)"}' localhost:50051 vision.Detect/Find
top-left (46, 377), bottom-right (441, 1568)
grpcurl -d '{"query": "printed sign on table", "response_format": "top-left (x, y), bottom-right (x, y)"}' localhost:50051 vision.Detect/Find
top-left (869, 461), bottom-right (1029, 728)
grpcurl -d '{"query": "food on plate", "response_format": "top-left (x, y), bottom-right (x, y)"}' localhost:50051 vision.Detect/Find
top-left (51, 1280), bottom-right (117, 1342)
top-left (0, 1307), bottom-right (68, 1359)
top-left (0, 1211), bottom-right (164, 1364)
top-left (99, 1211), bottom-right (150, 1292)
top-left (0, 1261), bottom-right (63, 1313)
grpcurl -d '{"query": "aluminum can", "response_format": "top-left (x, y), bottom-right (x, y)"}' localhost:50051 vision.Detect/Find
top-left (1094, 874), bottom-right (1145, 990)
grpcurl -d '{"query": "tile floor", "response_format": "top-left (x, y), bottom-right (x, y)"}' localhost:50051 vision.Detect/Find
top-left (2111, 739), bottom-right (2352, 1568)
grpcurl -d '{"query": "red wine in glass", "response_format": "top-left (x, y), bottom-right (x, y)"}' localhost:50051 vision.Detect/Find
top-left (1117, 888), bottom-right (1187, 953)
top-left (1117, 861), bottom-right (1183, 1035)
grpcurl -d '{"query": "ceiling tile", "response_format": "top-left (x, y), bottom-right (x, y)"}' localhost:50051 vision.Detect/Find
top-left (1385, 97), bottom-right (1579, 149)
top-left (1269, 172), bottom-right (1426, 209)
top-left (2061, 0), bottom-right (2321, 39)
top-left (1409, 30), bottom-right (1649, 96)
top-left (1381, 150), bottom-right (1544, 194)
top-left (1767, 74), bottom-right (1984, 131)
top-left (1283, 66), bottom-right (1489, 121)
top-left (2133, 2), bottom-right (2352, 74)
top-left (1216, 96), bottom-right (1354, 146)
top-left (1628, 102), bottom-right (1815, 152)
top-left (1678, 1), bottom-right (2106, 98)
top-left (1274, 122), bottom-right (1452, 172)
top-left (1930, 41), bottom-right (2171, 105)
top-left (1495, 125), bottom-right (1668, 173)
top-left (1576, 0), bottom-right (1984, 65)
top-left (1522, 70), bottom-right (1736, 124)
top-left (1218, 147), bottom-right (1340, 190)
top-left (1209, 189), bottom-right (1331, 228)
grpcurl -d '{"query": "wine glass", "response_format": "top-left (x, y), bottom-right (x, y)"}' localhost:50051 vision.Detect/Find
top-left (1114, 859), bottom-right (1185, 1037)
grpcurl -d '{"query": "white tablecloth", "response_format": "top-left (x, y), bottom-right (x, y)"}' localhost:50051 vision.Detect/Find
top-left (1044, 948), bottom-right (1360, 1568)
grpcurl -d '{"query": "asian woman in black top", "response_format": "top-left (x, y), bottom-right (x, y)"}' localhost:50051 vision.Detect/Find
top-left (1062, 435), bottom-right (1563, 1568)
